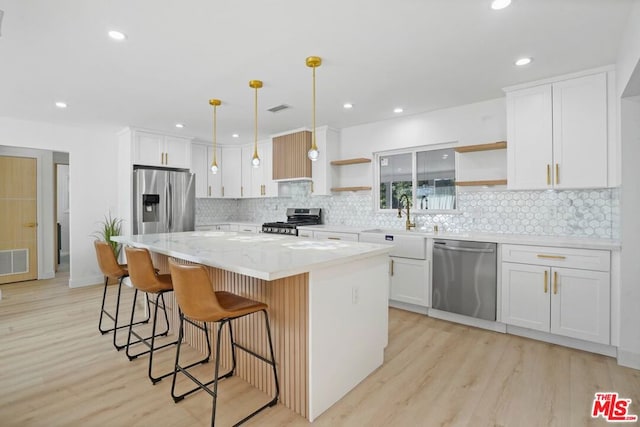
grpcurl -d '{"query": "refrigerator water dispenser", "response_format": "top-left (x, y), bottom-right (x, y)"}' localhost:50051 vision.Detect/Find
top-left (142, 194), bottom-right (160, 222)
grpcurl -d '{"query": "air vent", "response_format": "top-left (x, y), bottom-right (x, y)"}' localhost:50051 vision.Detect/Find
top-left (267, 104), bottom-right (291, 113)
top-left (0, 249), bottom-right (29, 276)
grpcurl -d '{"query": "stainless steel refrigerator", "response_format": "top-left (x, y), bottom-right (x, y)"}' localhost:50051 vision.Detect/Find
top-left (133, 167), bottom-right (195, 235)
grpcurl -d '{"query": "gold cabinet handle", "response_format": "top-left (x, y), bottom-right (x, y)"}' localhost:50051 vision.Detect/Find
top-left (555, 163), bottom-right (559, 185)
top-left (165, 152), bottom-right (168, 165)
top-left (311, 181), bottom-right (314, 193)
top-left (208, 185), bottom-right (211, 197)
top-left (222, 186), bottom-right (224, 197)
top-left (537, 254), bottom-right (566, 260)
top-left (390, 259), bottom-right (394, 276)
top-left (327, 237), bottom-right (341, 240)
top-left (24, 222), bottom-right (37, 228)
top-left (241, 186), bottom-right (244, 197)
top-left (544, 270), bottom-right (548, 293)
top-left (553, 271), bottom-right (558, 294)
top-left (546, 164), bottom-right (551, 185)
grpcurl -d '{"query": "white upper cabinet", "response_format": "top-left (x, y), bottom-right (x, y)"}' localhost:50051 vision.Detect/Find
top-left (311, 126), bottom-right (339, 196)
top-left (133, 130), bottom-right (191, 169)
top-left (241, 140), bottom-right (277, 198)
top-left (191, 143), bottom-right (222, 198)
top-left (506, 71), bottom-right (610, 190)
top-left (221, 146), bottom-right (242, 198)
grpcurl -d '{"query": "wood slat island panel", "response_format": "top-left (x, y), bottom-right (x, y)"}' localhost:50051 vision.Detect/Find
top-left (153, 253), bottom-right (309, 418)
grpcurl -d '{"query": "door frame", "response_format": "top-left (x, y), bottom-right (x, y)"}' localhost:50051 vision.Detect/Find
top-left (0, 146), bottom-right (56, 280)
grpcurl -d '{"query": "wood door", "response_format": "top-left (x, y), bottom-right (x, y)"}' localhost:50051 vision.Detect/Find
top-left (272, 131), bottom-right (312, 180)
top-left (0, 156), bottom-right (37, 283)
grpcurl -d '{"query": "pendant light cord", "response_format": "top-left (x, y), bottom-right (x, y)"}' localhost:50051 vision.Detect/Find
top-left (312, 65), bottom-right (316, 150)
top-left (254, 85), bottom-right (258, 158)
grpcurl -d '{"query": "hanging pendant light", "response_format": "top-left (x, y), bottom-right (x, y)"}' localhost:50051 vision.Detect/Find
top-left (306, 56), bottom-right (322, 161)
top-left (249, 80), bottom-right (262, 168)
top-left (209, 99), bottom-right (221, 173)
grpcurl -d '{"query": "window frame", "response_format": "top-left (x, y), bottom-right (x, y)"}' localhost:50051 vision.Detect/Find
top-left (373, 142), bottom-right (459, 214)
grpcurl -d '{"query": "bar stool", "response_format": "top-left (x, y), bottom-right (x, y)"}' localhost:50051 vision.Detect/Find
top-left (168, 259), bottom-right (279, 427)
top-left (124, 246), bottom-right (208, 384)
top-left (94, 241), bottom-right (149, 350)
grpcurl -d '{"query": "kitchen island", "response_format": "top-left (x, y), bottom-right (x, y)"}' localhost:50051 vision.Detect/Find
top-left (112, 231), bottom-right (392, 421)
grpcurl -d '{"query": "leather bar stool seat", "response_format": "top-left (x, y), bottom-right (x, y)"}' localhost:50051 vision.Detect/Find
top-left (94, 240), bottom-right (149, 350)
top-left (168, 258), bottom-right (279, 426)
top-left (124, 246), bottom-right (209, 384)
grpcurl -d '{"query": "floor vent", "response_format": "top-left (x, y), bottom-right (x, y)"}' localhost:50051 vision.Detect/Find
top-left (0, 249), bottom-right (29, 276)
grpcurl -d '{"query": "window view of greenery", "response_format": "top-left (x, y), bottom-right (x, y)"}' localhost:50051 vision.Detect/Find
top-left (378, 147), bottom-right (456, 211)
top-left (379, 153), bottom-right (412, 209)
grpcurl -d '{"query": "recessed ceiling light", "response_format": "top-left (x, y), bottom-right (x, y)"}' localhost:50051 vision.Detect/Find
top-left (108, 30), bottom-right (127, 41)
top-left (175, 123), bottom-right (185, 129)
top-left (394, 107), bottom-right (403, 113)
top-left (55, 101), bottom-right (67, 109)
top-left (343, 103), bottom-right (353, 109)
top-left (442, 154), bottom-right (449, 159)
top-left (232, 134), bottom-right (239, 138)
top-left (491, 0), bottom-right (511, 10)
top-left (515, 57), bottom-right (532, 66)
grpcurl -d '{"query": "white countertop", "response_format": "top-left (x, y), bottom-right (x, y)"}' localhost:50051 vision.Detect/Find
top-left (113, 232), bottom-right (392, 281)
top-left (196, 221), bottom-right (263, 227)
top-left (297, 225), bottom-right (363, 233)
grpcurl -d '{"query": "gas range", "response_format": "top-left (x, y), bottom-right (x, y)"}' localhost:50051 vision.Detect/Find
top-left (262, 208), bottom-right (321, 236)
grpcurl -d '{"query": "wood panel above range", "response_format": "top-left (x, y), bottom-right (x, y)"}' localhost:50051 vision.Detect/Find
top-left (272, 130), bottom-right (312, 180)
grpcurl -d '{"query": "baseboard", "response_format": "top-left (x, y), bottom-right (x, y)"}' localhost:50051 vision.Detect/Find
top-left (389, 300), bottom-right (428, 315)
top-left (507, 325), bottom-right (617, 357)
top-left (617, 349), bottom-right (640, 370)
top-left (428, 308), bottom-right (507, 333)
top-left (69, 275), bottom-right (103, 288)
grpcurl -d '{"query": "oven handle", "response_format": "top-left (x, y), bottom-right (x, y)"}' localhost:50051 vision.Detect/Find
top-left (433, 244), bottom-right (495, 254)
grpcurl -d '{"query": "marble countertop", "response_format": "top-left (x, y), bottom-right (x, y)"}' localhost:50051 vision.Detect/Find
top-left (297, 225), bottom-right (619, 250)
top-left (113, 231), bottom-right (392, 281)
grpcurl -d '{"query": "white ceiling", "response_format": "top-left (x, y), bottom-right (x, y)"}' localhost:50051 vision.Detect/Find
top-left (0, 0), bottom-right (635, 145)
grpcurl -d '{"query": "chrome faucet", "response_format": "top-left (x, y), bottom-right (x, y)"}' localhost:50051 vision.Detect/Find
top-left (397, 194), bottom-right (416, 231)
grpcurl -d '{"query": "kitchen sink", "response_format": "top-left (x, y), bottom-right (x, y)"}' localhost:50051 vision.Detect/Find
top-left (359, 229), bottom-right (427, 259)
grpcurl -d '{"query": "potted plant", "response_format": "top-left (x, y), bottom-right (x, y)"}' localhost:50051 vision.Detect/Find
top-left (93, 212), bottom-right (123, 260)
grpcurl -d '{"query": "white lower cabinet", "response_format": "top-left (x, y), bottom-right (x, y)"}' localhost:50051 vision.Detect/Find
top-left (501, 244), bottom-right (610, 345)
top-left (389, 257), bottom-right (429, 307)
top-left (196, 224), bottom-right (230, 231)
top-left (312, 231), bottom-right (359, 242)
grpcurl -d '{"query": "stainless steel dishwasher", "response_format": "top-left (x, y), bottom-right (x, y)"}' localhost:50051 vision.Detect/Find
top-left (432, 239), bottom-right (497, 321)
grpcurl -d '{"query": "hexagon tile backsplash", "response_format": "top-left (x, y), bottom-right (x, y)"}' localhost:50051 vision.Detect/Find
top-left (196, 182), bottom-right (620, 239)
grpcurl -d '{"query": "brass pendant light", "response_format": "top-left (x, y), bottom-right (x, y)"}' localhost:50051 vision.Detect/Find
top-left (209, 99), bottom-right (221, 173)
top-left (249, 80), bottom-right (263, 168)
top-left (306, 56), bottom-right (322, 161)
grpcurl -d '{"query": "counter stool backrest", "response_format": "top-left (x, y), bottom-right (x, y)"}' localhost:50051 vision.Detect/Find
top-left (94, 240), bottom-right (126, 279)
top-left (168, 260), bottom-right (227, 322)
top-left (124, 246), bottom-right (164, 293)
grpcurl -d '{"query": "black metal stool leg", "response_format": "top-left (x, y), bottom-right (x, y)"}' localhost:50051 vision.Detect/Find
top-left (98, 276), bottom-right (110, 334)
top-left (211, 319), bottom-right (227, 427)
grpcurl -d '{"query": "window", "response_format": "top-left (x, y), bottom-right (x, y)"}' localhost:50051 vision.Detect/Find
top-left (376, 145), bottom-right (456, 212)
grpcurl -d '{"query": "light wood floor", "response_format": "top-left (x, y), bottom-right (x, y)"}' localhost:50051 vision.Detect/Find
top-left (1, 274), bottom-right (638, 427)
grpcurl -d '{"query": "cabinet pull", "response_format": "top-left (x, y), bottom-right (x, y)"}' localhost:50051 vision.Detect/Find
top-left (544, 270), bottom-right (548, 293)
top-left (536, 254), bottom-right (566, 260)
top-left (546, 164), bottom-right (551, 185)
top-left (165, 152), bottom-right (168, 165)
top-left (390, 259), bottom-right (394, 276)
top-left (311, 181), bottom-right (314, 193)
top-left (553, 271), bottom-right (558, 294)
top-left (555, 163), bottom-right (559, 185)
top-left (327, 237), bottom-right (341, 240)
top-left (222, 186), bottom-right (224, 197)
top-left (161, 152), bottom-right (164, 164)
top-left (208, 185), bottom-right (211, 197)
top-left (241, 186), bottom-right (244, 197)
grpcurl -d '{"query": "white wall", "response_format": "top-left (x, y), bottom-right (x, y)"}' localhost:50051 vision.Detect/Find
top-left (0, 117), bottom-right (119, 287)
top-left (337, 98), bottom-right (506, 188)
top-left (616, 0), bottom-right (640, 370)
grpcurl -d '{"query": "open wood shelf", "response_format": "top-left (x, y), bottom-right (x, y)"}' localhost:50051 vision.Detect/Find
top-left (331, 186), bottom-right (372, 192)
top-left (330, 158), bottom-right (372, 166)
top-left (454, 141), bottom-right (507, 153)
top-left (455, 179), bottom-right (507, 187)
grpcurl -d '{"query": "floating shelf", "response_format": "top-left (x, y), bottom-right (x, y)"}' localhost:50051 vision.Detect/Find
top-left (331, 186), bottom-right (372, 192)
top-left (456, 179), bottom-right (507, 187)
top-left (454, 141), bottom-right (507, 153)
top-left (330, 158), bottom-right (372, 166)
